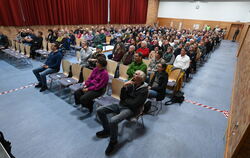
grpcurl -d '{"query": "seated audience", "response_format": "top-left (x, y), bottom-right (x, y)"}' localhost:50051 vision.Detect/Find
top-left (0, 32), bottom-right (9, 49)
top-left (112, 43), bottom-right (126, 62)
top-left (30, 31), bottom-right (43, 59)
top-left (74, 57), bottom-right (109, 113)
top-left (163, 46), bottom-right (175, 65)
top-left (127, 52), bottom-right (147, 80)
top-left (173, 48), bottom-right (190, 71)
top-left (148, 63), bottom-right (168, 100)
top-left (136, 41), bottom-right (150, 58)
top-left (148, 51), bottom-right (165, 74)
top-left (148, 46), bottom-right (159, 61)
top-left (121, 45), bottom-right (135, 65)
top-left (96, 70), bottom-right (148, 155)
top-left (88, 45), bottom-right (105, 69)
top-left (32, 43), bottom-right (63, 92)
top-left (79, 40), bottom-right (92, 67)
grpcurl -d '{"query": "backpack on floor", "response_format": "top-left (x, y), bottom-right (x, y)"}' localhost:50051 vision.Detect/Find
top-left (0, 131), bottom-right (15, 158)
top-left (165, 91), bottom-right (185, 105)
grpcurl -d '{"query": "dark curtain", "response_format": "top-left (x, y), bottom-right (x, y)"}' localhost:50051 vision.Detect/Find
top-left (0, 0), bottom-right (24, 26)
top-left (0, 0), bottom-right (108, 26)
top-left (110, 0), bottom-right (148, 24)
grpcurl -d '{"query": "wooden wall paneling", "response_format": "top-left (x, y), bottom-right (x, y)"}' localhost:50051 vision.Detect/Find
top-left (228, 24), bottom-right (244, 42)
top-left (224, 23), bottom-right (250, 158)
top-left (237, 24), bottom-right (249, 56)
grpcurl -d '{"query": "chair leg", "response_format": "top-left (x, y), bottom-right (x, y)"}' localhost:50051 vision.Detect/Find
top-left (140, 116), bottom-right (144, 128)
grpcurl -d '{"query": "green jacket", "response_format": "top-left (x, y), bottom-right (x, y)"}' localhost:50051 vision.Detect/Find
top-left (127, 61), bottom-right (147, 80)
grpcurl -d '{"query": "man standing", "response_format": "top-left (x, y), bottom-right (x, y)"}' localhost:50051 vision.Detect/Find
top-left (232, 27), bottom-right (240, 42)
top-left (32, 43), bottom-right (63, 92)
top-left (96, 70), bottom-right (148, 155)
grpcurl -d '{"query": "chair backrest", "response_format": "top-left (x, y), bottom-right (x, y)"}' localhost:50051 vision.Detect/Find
top-left (16, 42), bottom-right (20, 51)
top-left (24, 45), bottom-right (31, 57)
top-left (48, 42), bottom-right (52, 51)
top-left (107, 60), bottom-right (118, 77)
top-left (168, 68), bottom-right (182, 82)
top-left (166, 64), bottom-right (173, 74)
top-left (119, 64), bottom-right (129, 80)
top-left (106, 36), bottom-right (112, 45)
top-left (111, 78), bottom-right (124, 100)
top-left (142, 59), bottom-right (150, 67)
top-left (20, 43), bottom-right (25, 55)
top-left (62, 60), bottom-right (71, 76)
top-left (76, 38), bottom-right (81, 46)
top-left (71, 63), bottom-right (82, 81)
top-left (11, 40), bottom-right (16, 50)
top-left (42, 40), bottom-right (47, 50)
top-left (76, 51), bottom-right (81, 63)
top-left (82, 67), bottom-right (92, 81)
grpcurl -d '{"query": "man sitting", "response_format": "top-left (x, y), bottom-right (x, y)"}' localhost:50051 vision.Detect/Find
top-left (121, 45), bottom-right (135, 65)
top-left (96, 70), bottom-right (148, 155)
top-left (148, 51), bottom-right (165, 74)
top-left (148, 63), bottom-right (168, 100)
top-left (126, 52), bottom-right (147, 80)
top-left (79, 40), bottom-right (92, 67)
top-left (0, 32), bottom-right (9, 49)
top-left (87, 45), bottom-right (105, 69)
top-left (173, 48), bottom-right (190, 71)
top-left (32, 43), bottom-right (63, 92)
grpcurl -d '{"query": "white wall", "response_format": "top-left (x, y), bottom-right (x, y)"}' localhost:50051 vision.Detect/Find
top-left (158, 1), bottom-right (250, 22)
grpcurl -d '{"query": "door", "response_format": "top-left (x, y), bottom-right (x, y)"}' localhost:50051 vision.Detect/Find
top-left (228, 24), bottom-right (244, 42)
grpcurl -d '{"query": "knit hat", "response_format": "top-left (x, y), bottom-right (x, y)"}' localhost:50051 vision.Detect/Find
top-left (96, 44), bottom-right (103, 50)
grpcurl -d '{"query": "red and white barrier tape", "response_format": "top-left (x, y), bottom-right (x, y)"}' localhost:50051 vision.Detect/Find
top-left (184, 99), bottom-right (229, 118)
top-left (0, 83), bottom-right (37, 96)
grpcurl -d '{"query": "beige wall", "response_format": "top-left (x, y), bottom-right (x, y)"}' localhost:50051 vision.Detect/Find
top-left (146, 0), bottom-right (159, 25)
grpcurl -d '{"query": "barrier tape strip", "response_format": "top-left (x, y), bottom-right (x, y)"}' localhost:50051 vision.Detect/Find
top-left (184, 99), bottom-right (229, 118)
top-left (0, 82), bottom-right (229, 119)
top-left (0, 83), bottom-right (37, 96)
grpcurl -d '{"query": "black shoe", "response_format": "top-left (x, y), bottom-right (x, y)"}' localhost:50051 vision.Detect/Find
top-left (35, 83), bottom-right (42, 88)
top-left (87, 106), bottom-right (93, 113)
top-left (96, 130), bottom-right (110, 138)
top-left (105, 140), bottom-right (117, 155)
top-left (40, 86), bottom-right (48, 92)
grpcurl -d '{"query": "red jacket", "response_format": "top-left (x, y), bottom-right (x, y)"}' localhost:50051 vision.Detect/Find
top-left (136, 47), bottom-right (150, 58)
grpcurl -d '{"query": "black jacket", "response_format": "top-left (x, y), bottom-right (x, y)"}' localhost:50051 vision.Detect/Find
top-left (120, 82), bottom-right (148, 114)
top-left (0, 34), bottom-right (9, 48)
top-left (149, 71), bottom-right (168, 100)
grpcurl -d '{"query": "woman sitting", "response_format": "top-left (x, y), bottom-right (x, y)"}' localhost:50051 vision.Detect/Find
top-left (112, 43), bottom-right (126, 62)
top-left (148, 63), bottom-right (168, 100)
top-left (74, 57), bottom-right (109, 113)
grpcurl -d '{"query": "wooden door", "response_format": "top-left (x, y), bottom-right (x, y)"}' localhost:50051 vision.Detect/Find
top-left (228, 24), bottom-right (244, 42)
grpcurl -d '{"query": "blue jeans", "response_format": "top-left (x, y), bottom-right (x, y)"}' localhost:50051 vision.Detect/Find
top-left (32, 67), bottom-right (57, 87)
top-left (97, 104), bottom-right (134, 142)
top-left (148, 90), bottom-right (158, 98)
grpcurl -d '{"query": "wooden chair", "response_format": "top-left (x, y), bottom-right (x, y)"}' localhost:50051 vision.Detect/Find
top-left (58, 63), bottom-right (82, 88)
top-left (166, 68), bottom-right (184, 93)
top-left (49, 60), bottom-right (71, 88)
top-left (143, 59), bottom-right (150, 67)
top-left (19, 43), bottom-right (25, 55)
top-left (119, 64), bottom-right (129, 81)
top-left (106, 60), bottom-right (118, 78)
top-left (76, 51), bottom-right (81, 63)
top-left (24, 45), bottom-right (31, 57)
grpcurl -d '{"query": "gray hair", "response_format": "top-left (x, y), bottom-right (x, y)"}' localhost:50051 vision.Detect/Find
top-left (141, 41), bottom-right (147, 46)
top-left (135, 70), bottom-right (146, 82)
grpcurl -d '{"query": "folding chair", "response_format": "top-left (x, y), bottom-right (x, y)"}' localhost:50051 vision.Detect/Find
top-left (20, 43), bottom-right (25, 55)
top-left (106, 60), bottom-right (118, 78)
top-left (118, 64), bottom-right (129, 81)
top-left (49, 60), bottom-right (71, 88)
top-left (142, 59), bottom-right (151, 67)
top-left (24, 45), bottom-right (31, 58)
top-left (58, 63), bottom-right (82, 90)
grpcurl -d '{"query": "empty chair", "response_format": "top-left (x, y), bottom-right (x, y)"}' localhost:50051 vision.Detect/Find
top-left (106, 60), bottom-right (118, 78)
top-left (11, 40), bottom-right (16, 50)
top-left (58, 63), bottom-right (82, 87)
top-left (49, 60), bottom-right (71, 88)
top-left (69, 67), bottom-right (92, 92)
top-left (24, 45), bottom-right (31, 57)
top-left (142, 59), bottom-right (150, 67)
top-left (76, 51), bottom-right (81, 63)
top-left (20, 43), bottom-right (25, 55)
top-left (167, 68), bottom-right (184, 92)
top-left (119, 64), bottom-right (129, 81)
top-left (95, 78), bottom-right (124, 107)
